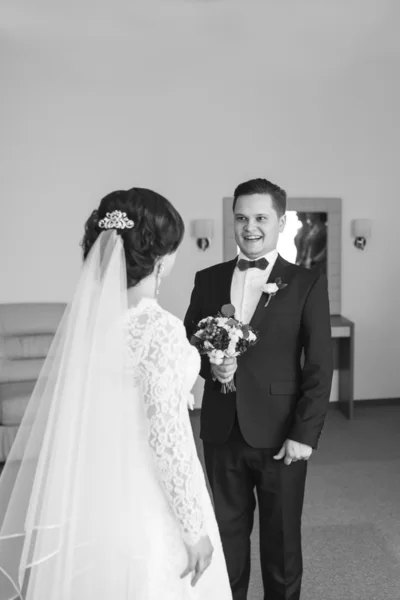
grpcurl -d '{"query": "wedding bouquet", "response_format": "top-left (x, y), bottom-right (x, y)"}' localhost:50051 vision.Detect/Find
top-left (190, 303), bottom-right (258, 393)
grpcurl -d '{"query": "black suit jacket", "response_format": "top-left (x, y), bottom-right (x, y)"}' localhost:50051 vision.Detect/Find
top-left (184, 255), bottom-right (333, 450)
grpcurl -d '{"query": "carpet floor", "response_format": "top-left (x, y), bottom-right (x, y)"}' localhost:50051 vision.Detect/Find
top-left (1, 404), bottom-right (399, 599)
top-left (191, 404), bottom-right (400, 600)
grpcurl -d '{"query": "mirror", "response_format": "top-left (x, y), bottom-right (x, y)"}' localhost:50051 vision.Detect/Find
top-left (277, 211), bottom-right (328, 275)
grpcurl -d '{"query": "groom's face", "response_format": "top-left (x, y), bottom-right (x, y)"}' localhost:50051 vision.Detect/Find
top-left (234, 194), bottom-right (286, 259)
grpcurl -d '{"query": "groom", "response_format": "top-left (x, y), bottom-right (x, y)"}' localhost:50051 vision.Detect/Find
top-left (184, 178), bottom-right (333, 600)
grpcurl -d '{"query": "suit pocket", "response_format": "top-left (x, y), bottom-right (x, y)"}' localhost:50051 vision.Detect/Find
top-left (270, 381), bottom-right (299, 395)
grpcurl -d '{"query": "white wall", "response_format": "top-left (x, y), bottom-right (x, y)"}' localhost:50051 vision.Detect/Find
top-left (1, 0), bottom-right (400, 405)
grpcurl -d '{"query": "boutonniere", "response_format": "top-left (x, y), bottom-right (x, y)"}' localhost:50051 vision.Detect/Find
top-left (261, 277), bottom-right (288, 308)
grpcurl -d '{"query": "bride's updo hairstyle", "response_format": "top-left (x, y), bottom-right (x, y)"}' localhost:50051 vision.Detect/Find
top-left (81, 187), bottom-right (185, 287)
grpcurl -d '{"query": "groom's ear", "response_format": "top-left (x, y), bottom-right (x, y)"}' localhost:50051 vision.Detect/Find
top-left (278, 214), bottom-right (286, 233)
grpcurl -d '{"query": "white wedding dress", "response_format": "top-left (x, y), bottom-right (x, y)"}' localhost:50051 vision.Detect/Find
top-left (124, 297), bottom-right (232, 599)
top-left (0, 231), bottom-right (232, 600)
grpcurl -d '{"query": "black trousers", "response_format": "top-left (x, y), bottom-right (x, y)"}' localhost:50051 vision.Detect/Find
top-left (203, 415), bottom-right (307, 600)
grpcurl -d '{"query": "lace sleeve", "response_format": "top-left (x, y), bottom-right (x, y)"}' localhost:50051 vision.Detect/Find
top-left (128, 306), bottom-right (205, 545)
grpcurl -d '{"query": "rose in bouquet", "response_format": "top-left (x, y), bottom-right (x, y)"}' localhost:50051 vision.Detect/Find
top-left (190, 303), bottom-right (258, 393)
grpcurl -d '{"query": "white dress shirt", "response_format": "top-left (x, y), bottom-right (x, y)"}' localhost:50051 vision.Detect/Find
top-left (230, 249), bottom-right (279, 324)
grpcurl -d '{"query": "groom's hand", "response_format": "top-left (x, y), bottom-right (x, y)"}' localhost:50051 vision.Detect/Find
top-left (273, 439), bottom-right (313, 466)
top-left (210, 357), bottom-right (237, 384)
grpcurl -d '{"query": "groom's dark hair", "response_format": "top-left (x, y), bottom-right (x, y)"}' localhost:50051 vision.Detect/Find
top-left (233, 178), bottom-right (287, 218)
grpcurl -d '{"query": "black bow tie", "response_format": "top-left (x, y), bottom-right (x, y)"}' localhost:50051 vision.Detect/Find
top-left (237, 257), bottom-right (269, 271)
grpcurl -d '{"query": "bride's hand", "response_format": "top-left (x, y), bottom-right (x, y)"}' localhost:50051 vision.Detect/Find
top-left (181, 535), bottom-right (214, 587)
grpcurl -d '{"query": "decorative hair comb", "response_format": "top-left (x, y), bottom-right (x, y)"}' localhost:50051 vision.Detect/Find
top-left (98, 210), bottom-right (134, 230)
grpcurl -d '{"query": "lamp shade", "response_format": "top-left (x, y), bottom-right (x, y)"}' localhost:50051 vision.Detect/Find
top-left (192, 219), bottom-right (214, 239)
top-left (351, 219), bottom-right (372, 239)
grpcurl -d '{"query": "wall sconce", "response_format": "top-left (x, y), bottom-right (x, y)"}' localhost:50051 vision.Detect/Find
top-left (191, 219), bottom-right (214, 251)
top-left (351, 219), bottom-right (372, 250)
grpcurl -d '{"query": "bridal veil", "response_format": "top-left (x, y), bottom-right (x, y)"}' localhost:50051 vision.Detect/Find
top-left (0, 230), bottom-right (159, 599)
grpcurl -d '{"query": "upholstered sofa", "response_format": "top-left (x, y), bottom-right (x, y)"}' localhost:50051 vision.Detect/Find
top-left (0, 303), bottom-right (66, 462)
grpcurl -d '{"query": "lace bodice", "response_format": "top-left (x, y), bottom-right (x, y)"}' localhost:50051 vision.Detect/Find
top-left (126, 298), bottom-right (203, 545)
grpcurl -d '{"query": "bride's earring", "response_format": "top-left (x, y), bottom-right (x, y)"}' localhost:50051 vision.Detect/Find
top-left (156, 258), bottom-right (165, 296)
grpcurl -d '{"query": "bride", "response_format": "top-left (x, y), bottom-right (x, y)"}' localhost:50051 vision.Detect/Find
top-left (0, 187), bottom-right (232, 599)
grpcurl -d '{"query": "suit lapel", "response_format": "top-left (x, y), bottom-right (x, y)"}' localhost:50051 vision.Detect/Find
top-left (218, 258), bottom-right (238, 306)
top-left (250, 254), bottom-right (293, 330)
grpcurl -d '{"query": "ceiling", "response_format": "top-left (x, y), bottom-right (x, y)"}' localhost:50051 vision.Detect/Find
top-left (1, 0), bottom-right (399, 81)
